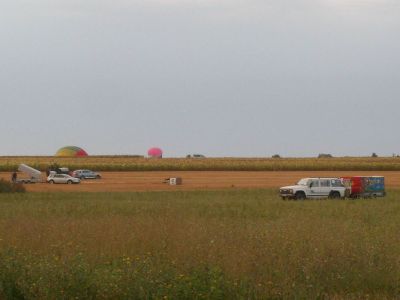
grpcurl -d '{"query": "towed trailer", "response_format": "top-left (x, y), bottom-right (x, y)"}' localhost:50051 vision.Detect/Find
top-left (15, 164), bottom-right (43, 184)
top-left (341, 176), bottom-right (385, 198)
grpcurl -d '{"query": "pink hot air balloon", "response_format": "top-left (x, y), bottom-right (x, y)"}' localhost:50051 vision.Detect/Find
top-left (148, 147), bottom-right (163, 158)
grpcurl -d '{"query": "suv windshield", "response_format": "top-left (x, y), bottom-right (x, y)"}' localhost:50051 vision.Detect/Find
top-left (297, 179), bottom-right (309, 186)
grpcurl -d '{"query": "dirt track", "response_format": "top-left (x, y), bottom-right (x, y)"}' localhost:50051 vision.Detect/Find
top-left (1, 171), bottom-right (399, 192)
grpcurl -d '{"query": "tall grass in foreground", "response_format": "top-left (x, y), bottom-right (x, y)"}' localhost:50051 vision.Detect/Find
top-left (0, 179), bottom-right (25, 193)
top-left (1, 156), bottom-right (400, 171)
top-left (0, 190), bottom-right (399, 299)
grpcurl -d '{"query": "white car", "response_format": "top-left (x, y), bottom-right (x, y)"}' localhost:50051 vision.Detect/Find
top-left (280, 178), bottom-right (346, 200)
top-left (72, 169), bottom-right (101, 179)
top-left (47, 174), bottom-right (81, 184)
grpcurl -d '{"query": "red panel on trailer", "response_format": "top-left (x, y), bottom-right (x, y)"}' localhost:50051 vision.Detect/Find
top-left (341, 176), bottom-right (363, 196)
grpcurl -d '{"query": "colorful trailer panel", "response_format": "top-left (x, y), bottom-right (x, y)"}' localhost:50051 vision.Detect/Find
top-left (341, 176), bottom-right (385, 198)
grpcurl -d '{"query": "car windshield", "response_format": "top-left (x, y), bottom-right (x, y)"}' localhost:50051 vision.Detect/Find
top-left (297, 179), bottom-right (309, 186)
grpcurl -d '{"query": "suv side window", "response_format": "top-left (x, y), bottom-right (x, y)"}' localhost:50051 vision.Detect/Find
top-left (320, 180), bottom-right (330, 187)
top-left (331, 179), bottom-right (343, 187)
top-left (310, 180), bottom-right (319, 188)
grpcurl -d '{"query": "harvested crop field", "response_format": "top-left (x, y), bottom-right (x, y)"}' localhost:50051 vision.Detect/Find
top-left (1, 171), bottom-right (399, 192)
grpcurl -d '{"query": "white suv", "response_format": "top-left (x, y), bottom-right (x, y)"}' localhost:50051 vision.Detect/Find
top-left (280, 178), bottom-right (346, 200)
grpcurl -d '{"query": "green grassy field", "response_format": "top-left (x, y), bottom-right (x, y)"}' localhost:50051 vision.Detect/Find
top-left (0, 190), bottom-right (399, 299)
top-left (1, 156), bottom-right (400, 171)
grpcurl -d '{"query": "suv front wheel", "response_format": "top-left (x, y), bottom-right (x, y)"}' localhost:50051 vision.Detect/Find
top-left (295, 192), bottom-right (306, 200)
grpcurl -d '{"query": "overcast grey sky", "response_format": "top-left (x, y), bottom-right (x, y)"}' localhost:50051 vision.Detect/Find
top-left (1, 0), bottom-right (399, 157)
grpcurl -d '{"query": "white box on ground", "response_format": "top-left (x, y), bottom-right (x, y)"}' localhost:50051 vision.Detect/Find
top-left (169, 177), bottom-right (182, 185)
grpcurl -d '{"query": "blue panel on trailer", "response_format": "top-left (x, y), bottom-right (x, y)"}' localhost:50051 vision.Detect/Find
top-left (364, 177), bottom-right (385, 192)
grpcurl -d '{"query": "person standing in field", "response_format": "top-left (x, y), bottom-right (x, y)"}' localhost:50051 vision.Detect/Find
top-left (11, 172), bottom-right (17, 183)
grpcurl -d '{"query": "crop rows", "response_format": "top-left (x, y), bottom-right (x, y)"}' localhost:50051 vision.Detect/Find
top-left (0, 156), bottom-right (400, 172)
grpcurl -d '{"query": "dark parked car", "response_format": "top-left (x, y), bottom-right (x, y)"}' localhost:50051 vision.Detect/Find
top-left (186, 154), bottom-right (206, 158)
top-left (47, 167), bottom-right (70, 176)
